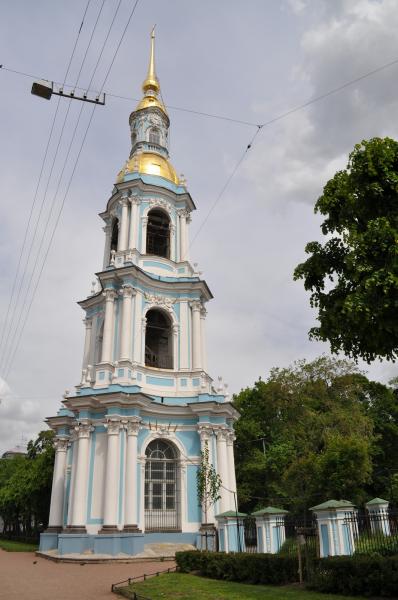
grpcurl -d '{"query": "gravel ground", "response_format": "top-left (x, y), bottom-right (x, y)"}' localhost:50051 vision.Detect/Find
top-left (0, 550), bottom-right (173, 600)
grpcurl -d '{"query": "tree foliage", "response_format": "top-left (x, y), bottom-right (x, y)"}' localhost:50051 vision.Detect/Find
top-left (197, 441), bottom-right (221, 525)
top-left (233, 356), bottom-right (398, 515)
top-left (0, 430), bottom-right (55, 539)
top-left (294, 137), bottom-right (398, 362)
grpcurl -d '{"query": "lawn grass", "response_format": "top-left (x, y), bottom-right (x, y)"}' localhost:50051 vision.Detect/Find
top-left (121, 572), bottom-right (367, 600)
top-left (0, 539), bottom-right (38, 552)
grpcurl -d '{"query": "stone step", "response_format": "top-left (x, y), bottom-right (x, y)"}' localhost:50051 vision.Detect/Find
top-left (144, 543), bottom-right (195, 557)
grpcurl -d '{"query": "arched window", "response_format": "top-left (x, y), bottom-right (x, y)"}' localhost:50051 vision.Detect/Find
top-left (149, 127), bottom-right (160, 145)
top-left (145, 309), bottom-right (173, 369)
top-left (110, 218), bottom-right (119, 253)
top-left (146, 208), bottom-right (170, 258)
top-left (145, 439), bottom-right (180, 531)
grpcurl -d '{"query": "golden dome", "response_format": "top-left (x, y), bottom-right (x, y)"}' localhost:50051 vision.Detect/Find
top-left (117, 152), bottom-right (179, 185)
top-left (135, 94), bottom-right (167, 114)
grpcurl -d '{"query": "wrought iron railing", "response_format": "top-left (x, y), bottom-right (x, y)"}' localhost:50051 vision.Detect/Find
top-left (111, 566), bottom-right (177, 599)
top-left (145, 350), bottom-right (173, 370)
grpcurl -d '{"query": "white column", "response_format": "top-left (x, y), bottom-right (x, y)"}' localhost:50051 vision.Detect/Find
top-left (101, 419), bottom-right (121, 531)
top-left (226, 431), bottom-right (237, 511)
top-left (179, 300), bottom-right (189, 369)
top-left (133, 291), bottom-right (142, 363)
top-left (124, 418), bottom-right (141, 530)
top-left (129, 198), bottom-right (140, 250)
top-left (191, 301), bottom-right (202, 370)
top-left (118, 197), bottom-right (129, 252)
top-left (169, 223), bottom-right (176, 261)
top-left (102, 224), bottom-right (111, 269)
top-left (119, 285), bottom-right (135, 361)
top-left (70, 422), bottom-right (92, 530)
top-left (216, 429), bottom-right (230, 514)
top-left (172, 324), bottom-right (179, 370)
top-left (179, 210), bottom-right (188, 262)
top-left (101, 289), bottom-right (117, 363)
top-left (200, 307), bottom-right (208, 372)
top-left (199, 426), bottom-right (215, 525)
top-left (82, 318), bottom-right (93, 370)
top-left (141, 216), bottom-right (148, 254)
top-left (47, 438), bottom-right (69, 530)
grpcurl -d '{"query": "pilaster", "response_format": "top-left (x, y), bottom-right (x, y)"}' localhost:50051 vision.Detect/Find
top-left (99, 419), bottom-right (122, 533)
top-left (66, 422), bottom-right (93, 533)
top-left (124, 418), bottom-right (142, 531)
top-left (47, 437), bottom-right (69, 532)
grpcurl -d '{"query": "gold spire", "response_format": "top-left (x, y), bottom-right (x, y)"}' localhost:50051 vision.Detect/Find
top-left (135, 27), bottom-right (168, 116)
top-left (142, 26), bottom-right (159, 94)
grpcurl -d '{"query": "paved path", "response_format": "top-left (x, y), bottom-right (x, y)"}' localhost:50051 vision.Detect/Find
top-left (0, 550), bottom-right (173, 600)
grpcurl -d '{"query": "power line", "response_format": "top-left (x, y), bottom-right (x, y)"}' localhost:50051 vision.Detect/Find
top-left (0, 0), bottom-right (92, 371)
top-left (189, 56), bottom-right (398, 247)
top-left (190, 126), bottom-right (262, 248)
top-left (3, 0), bottom-right (141, 379)
top-left (0, 0), bottom-right (105, 374)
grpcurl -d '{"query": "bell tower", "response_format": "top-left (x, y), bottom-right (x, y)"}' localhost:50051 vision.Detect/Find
top-left (40, 31), bottom-right (239, 558)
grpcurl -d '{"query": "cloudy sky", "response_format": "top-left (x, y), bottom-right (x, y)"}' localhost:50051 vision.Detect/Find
top-left (0, 0), bottom-right (397, 454)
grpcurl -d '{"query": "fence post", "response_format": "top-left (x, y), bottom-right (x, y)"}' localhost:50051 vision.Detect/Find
top-left (310, 499), bottom-right (356, 557)
top-left (365, 498), bottom-right (390, 536)
top-left (252, 506), bottom-right (289, 554)
top-left (215, 511), bottom-right (246, 553)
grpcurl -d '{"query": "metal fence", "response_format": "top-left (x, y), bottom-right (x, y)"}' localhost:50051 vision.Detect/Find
top-left (344, 510), bottom-right (398, 555)
top-left (111, 566), bottom-right (177, 599)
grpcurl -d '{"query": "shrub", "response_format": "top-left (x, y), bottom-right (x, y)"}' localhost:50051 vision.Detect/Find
top-left (309, 555), bottom-right (398, 597)
top-left (175, 551), bottom-right (298, 584)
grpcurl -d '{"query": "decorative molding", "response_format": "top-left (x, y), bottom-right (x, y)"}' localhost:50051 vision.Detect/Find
top-left (74, 422), bottom-right (93, 439)
top-left (216, 428), bottom-right (229, 442)
top-left (103, 289), bottom-right (117, 302)
top-left (120, 284), bottom-right (136, 298)
top-left (190, 300), bottom-right (201, 312)
top-left (177, 208), bottom-right (191, 219)
top-left (125, 418), bottom-right (141, 436)
top-left (144, 293), bottom-right (175, 311)
top-left (148, 198), bottom-right (172, 213)
top-left (54, 438), bottom-right (69, 452)
top-left (106, 419), bottom-right (122, 435)
top-left (130, 197), bottom-right (141, 207)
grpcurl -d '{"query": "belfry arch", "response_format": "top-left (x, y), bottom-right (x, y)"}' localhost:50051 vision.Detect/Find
top-left (110, 217), bottom-right (119, 254)
top-left (145, 308), bottom-right (173, 369)
top-left (146, 208), bottom-right (170, 258)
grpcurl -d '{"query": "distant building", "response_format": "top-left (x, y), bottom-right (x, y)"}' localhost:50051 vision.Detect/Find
top-left (1, 445), bottom-right (27, 460)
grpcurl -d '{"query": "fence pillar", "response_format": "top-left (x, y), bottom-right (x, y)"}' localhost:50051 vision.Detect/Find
top-left (252, 506), bottom-right (289, 554)
top-left (366, 497), bottom-right (390, 536)
top-left (310, 499), bottom-right (356, 557)
top-left (215, 511), bottom-right (246, 553)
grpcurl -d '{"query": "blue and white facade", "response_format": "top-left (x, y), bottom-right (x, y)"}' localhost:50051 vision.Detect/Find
top-left (40, 32), bottom-right (238, 557)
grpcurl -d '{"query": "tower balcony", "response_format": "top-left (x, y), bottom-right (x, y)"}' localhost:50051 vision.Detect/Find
top-left (80, 362), bottom-right (218, 400)
top-left (105, 248), bottom-right (198, 280)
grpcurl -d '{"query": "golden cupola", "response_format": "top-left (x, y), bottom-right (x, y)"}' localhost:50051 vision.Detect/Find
top-left (117, 28), bottom-right (180, 186)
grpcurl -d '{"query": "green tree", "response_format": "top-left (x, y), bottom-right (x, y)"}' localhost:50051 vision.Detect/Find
top-left (0, 430), bottom-right (55, 539)
top-left (294, 137), bottom-right (398, 362)
top-left (233, 356), bottom-right (381, 515)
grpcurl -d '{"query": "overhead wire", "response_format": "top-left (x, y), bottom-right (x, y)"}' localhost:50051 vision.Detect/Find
top-left (0, 0), bottom-right (105, 374)
top-left (1, 38), bottom-right (397, 374)
top-left (189, 55), bottom-right (398, 248)
top-left (3, 0), bottom-right (141, 379)
top-left (0, 0), bottom-right (92, 371)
